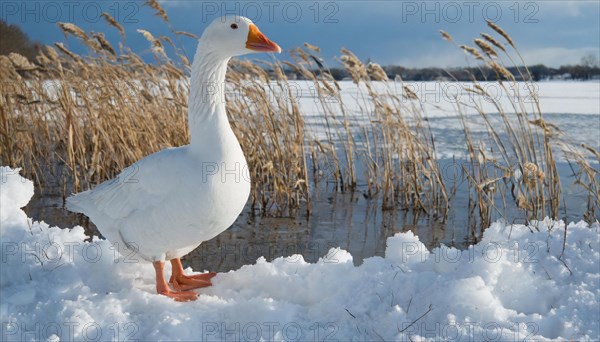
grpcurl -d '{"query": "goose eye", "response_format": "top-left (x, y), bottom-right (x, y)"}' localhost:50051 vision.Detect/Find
top-left (230, 23), bottom-right (238, 29)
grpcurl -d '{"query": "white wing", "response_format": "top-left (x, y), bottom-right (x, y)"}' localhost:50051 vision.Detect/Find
top-left (67, 147), bottom-right (185, 219)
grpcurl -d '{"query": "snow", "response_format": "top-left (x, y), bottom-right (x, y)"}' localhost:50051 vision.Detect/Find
top-left (287, 80), bottom-right (600, 161)
top-left (1, 166), bottom-right (599, 341)
top-left (294, 80), bottom-right (600, 118)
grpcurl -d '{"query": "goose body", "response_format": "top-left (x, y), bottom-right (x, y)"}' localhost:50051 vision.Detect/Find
top-left (67, 139), bottom-right (249, 261)
top-left (66, 16), bottom-right (281, 301)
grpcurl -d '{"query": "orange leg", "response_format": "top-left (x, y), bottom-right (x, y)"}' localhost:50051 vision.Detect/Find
top-left (153, 261), bottom-right (198, 302)
top-left (169, 258), bottom-right (217, 291)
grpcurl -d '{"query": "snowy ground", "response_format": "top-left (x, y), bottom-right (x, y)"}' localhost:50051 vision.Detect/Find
top-left (2, 166), bottom-right (599, 341)
top-left (295, 80), bottom-right (600, 118)
top-left (294, 80), bottom-right (600, 161)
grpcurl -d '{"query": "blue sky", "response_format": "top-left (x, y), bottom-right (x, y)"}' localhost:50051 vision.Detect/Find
top-left (2, 1), bottom-right (599, 67)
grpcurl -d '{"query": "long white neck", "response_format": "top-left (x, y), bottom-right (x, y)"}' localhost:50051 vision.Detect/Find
top-left (187, 44), bottom-right (232, 152)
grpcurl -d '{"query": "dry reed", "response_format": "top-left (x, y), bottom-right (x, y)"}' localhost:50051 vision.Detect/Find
top-left (444, 23), bottom-right (598, 234)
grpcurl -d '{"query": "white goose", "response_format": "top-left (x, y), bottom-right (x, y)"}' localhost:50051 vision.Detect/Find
top-left (67, 16), bottom-right (281, 301)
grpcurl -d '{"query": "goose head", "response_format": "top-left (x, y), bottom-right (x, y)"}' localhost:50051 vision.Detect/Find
top-left (200, 16), bottom-right (281, 57)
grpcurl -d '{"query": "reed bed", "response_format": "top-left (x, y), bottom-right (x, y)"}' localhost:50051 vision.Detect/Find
top-left (0, 6), bottom-right (597, 232)
top-left (441, 22), bottom-right (599, 235)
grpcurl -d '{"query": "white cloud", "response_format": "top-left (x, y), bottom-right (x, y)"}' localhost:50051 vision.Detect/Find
top-left (394, 48), bottom-right (470, 68)
top-left (519, 47), bottom-right (600, 67)
top-left (539, 0), bottom-right (598, 17)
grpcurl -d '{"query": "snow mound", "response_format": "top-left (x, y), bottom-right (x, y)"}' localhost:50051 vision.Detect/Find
top-left (1, 167), bottom-right (599, 341)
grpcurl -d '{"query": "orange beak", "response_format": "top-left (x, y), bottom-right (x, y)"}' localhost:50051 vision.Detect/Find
top-left (246, 24), bottom-right (281, 53)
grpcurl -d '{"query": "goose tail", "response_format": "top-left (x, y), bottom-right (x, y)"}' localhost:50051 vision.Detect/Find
top-left (65, 190), bottom-right (93, 214)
